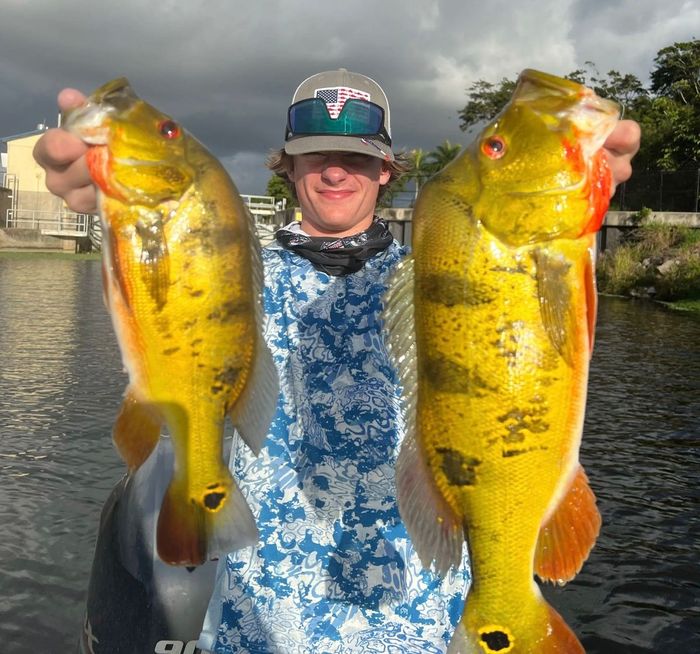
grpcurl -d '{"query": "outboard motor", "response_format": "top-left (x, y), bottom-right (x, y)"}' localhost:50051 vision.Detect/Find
top-left (78, 437), bottom-right (225, 654)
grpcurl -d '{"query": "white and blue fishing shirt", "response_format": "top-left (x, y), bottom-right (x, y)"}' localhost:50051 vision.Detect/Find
top-left (198, 239), bottom-right (471, 653)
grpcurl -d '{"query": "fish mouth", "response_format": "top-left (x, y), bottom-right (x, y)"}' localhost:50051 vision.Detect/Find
top-left (62, 77), bottom-right (138, 145)
top-left (516, 69), bottom-right (619, 153)
top-left (62, 102), bottom-right (114, 144)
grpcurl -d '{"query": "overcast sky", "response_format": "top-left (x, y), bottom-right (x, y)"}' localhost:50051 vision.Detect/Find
top-left (1, 0), bottom-right (697, 194)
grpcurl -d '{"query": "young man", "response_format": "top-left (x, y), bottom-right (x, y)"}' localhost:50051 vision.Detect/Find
top-left (35, 69), bottom-right (640, 653)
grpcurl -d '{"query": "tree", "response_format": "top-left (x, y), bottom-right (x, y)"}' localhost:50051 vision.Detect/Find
top-left (458, 78), bottom-right (517, 133)
top-left (650, 40), bottom-right (700, 106)
top-left (266, 174), bottom-right (297, 208)
top-left (428, 140), bottom-right (462, 172)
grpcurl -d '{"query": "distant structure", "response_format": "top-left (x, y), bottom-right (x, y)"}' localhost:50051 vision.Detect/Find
top-left (1, 123), bottom-right (95, 251)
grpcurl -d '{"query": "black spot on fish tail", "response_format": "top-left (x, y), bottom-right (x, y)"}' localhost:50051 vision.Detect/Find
top-left (162, 346), bottom-right (181, 356)
top-left (203, 491), bottom-right (226, 511)
top-left (480, 629), bottom-right (511, 652)
top-left (183, 319), bottom-right (198, 330)
top-left (189, 289), bottom-right (204, 297)
top-left (191, 338), bottom-right (203, 347)
top-left (419, 272), bottom-right (493, 307)
top-left (435, 448), bottom-right (481, 486)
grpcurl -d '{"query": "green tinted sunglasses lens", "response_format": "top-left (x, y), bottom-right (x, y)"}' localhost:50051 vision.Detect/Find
top-left (288, 98), bottom-right (385, 136)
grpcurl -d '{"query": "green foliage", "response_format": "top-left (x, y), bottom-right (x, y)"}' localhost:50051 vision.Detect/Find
top-left (266, 174), bottom-right (297, 208)
top-left (597, 224), bottom-right (700, 301)
top-left (455, 39), bottom-right (700, 172)
top-left (457, 78), bottom-right (517, 132)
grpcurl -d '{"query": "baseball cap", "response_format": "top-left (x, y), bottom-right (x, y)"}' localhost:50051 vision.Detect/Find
top-left (284, 69), bottom-right (395, 161)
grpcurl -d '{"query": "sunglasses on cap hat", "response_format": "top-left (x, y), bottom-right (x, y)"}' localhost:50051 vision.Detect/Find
top-left (285, 98), bottom-right (392, 145)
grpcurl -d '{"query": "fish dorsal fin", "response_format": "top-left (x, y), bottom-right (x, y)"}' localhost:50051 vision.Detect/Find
top-left (228, 204), bottom-right (279, 456)
top-left (534, 464), bottom-right (601, 584)
top-left (383, 255), bottom-right (464, 577)
top-left (532, 248), bottom-right (575, 367)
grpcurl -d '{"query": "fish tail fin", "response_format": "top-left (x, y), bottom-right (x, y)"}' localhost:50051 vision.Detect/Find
top-left (112, 387), bottom-right (162, 471)
top-left (156, 469), bottom-right (258, 566)
top-left (448, 593), bottom-right (584, 653)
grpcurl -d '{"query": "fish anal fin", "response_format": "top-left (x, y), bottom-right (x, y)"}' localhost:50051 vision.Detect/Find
top-left (396, 427), bottom-right (464, 577)
top-left (534, 465), bottom-right (601, 584)
top-left (533, 248), bottom-right (575, 367)
top-left (156, 473), bottom-right (258, 566)
top-left (112, 389), bottom-right (162, 472)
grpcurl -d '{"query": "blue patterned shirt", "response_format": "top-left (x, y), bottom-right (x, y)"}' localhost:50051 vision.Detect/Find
top-left (198, 240), bottom-right (471, 653)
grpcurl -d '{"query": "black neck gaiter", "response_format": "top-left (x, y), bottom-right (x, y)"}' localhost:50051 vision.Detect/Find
top-left (275, 218), bottom-right (394, 276)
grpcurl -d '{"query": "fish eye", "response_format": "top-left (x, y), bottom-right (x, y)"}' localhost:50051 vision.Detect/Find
top-left (158, 119), bottom-right (180, 140)
top-left (482, 136), bottom-right (506, 159)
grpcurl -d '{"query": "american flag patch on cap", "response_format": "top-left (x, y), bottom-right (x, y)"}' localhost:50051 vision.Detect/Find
top-left (314, 86), bottom-right (371, 118)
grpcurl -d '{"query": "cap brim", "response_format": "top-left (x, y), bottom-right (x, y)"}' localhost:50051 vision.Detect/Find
top-left (284, 135), bottom-right (394, 161)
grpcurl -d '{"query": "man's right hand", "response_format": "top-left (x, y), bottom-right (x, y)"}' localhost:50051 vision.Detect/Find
top-left (33, 89), bottom-right (97, 214)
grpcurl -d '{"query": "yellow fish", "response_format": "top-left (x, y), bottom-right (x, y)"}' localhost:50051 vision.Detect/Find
top-left (63, 78), bottom-right (278, 566)
top-left (384, 70), bottom-right (619, 652)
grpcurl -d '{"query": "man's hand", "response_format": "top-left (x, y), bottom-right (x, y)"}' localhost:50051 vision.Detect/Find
top-left (33, 89), bottom-right (97, 214)
top-left (603, 119), bottom-right (641, 194)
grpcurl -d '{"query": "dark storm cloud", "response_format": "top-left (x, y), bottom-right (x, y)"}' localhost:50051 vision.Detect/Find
top-left (1, 0), bottom-right (696, 193)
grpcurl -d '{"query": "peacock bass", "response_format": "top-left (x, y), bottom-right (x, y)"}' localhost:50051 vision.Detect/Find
top-left (63, 78), bottom-right (278, 566)
top-left (383, 69), bottom-right (619, 652)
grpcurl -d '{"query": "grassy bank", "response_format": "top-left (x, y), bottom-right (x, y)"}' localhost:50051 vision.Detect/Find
top-left (597, 222), bottom-right (700, 313)
top-left (0, 250), bottom-right (101, 261)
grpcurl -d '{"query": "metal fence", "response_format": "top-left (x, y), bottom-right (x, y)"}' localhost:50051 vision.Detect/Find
top-left (386, 170), bottom-right (700, 214)
top-left (614, 169), bottom-right (700, 212)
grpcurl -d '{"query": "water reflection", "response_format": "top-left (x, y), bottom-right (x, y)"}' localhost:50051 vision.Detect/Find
top-left (0, 259), bottom-right (125, 651)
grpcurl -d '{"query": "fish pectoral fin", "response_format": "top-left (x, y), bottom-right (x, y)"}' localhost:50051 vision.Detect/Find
top-left (534, 464), bottom-right (601, 584)
top-left (396, 424), bottom-right (464, 577)
top-left (584, 238), bottom-right (598, 355)
top-left (533, 248), bottom-right (576, 367)
top-left (135, 213), bottom-right (170, 309)
top-left (112, 388), bottom-right (163, 472)
top-left (156, 472), bottom-right (258, 566)
top-left (228, 336), bottom-right (279, 456)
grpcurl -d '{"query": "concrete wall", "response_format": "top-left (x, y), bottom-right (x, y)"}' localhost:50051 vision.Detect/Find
top-left (0, 228), bottom-right (72, 251)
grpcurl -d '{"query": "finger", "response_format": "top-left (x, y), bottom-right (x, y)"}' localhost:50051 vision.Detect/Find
top-left (63, 185), bottom-right (98, 215)
top-left (33, 128), bottom-right (88, 170)
top-left (604, 119), bottom-right (641, 158)
top-left (57, 88), bottom-right (87, 113)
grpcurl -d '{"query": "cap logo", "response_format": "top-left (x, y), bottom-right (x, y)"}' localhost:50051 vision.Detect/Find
top-left (314, 86), bottom-right (371, 118)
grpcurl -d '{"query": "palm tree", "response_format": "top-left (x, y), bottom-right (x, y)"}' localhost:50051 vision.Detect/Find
top-left (428, 140), bottom-right (462, 173)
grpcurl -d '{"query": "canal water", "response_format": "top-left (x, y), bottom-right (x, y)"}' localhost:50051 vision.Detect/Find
top-left (0, 256), bottom-right (698, 653)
